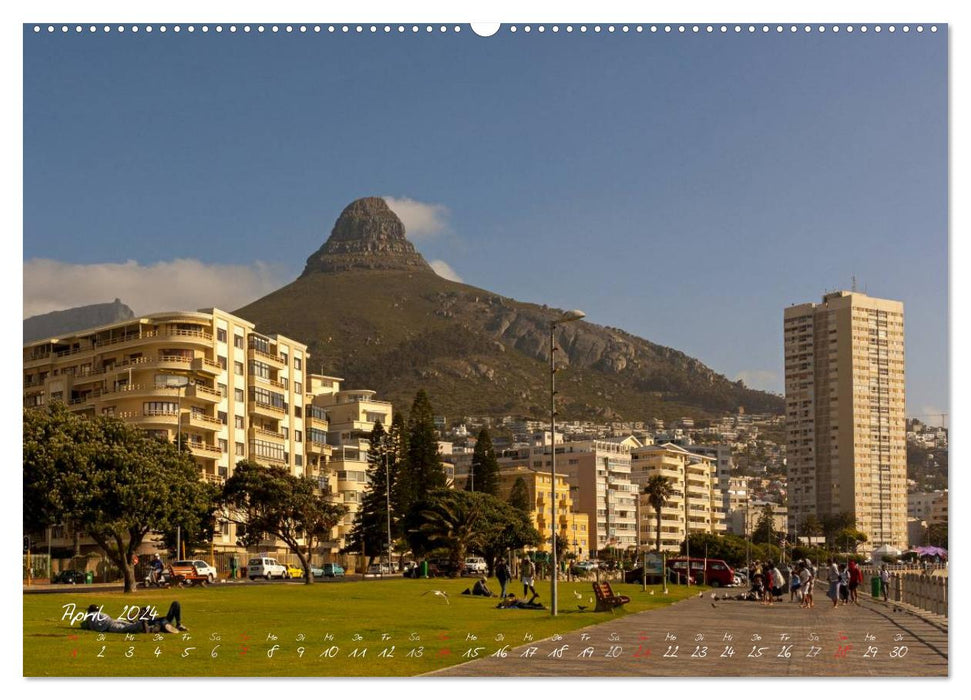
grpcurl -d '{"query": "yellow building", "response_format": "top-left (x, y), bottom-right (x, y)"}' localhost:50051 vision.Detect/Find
top-left (22, 309), bottom-right (393, 564)
top-left (497, 465), bottom-right (590, 559)
top-left (630, 443), bottom-right (727, 553)
top-left (784, 291), bottom-right (907, 549)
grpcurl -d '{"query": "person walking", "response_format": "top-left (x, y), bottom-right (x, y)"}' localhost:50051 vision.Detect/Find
top-left (838, 563), bottom-right (850, 605)
top-left (521, 556), bottom-right (538, 603)
top-left (495, 557), bottom-right (512, 599)
top-left (847, 559), bottom-right (863, 605)
top-left (799, 561), bottom-right (815, 609)
top-left (826, 559), bottom-right (841, 607)
top-left (880, 564), bottom-right (891, 602)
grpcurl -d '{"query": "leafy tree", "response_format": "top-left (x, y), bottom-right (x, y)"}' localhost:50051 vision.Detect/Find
top-left (508, 476), bottom-right (531, 513)
top-left (23, 404), bottom-right (217, 593)
top-left (926, 521), bottom-right (948, 549)
top-left (465, 428), bottom-right (500, 496)
top-left (821, 512), bottom-right (856, 547)
top-left (643, 475), bottom-right (674, 552)
top-left (395, 390), bottom-right (446, 515)
top-left (683, 532), bottom-right (749, 567)
top-left (752, 504), bottom-right (779, 545)
top-left (221, 461), bottom-right (347, 584)
top-left (345, 421), bottom-right (400, 563)
top-left (834, 528), bottom-right (868, 553)
top-left (404, 489), bottom-right (539, 574)
top-left (799, 514), bottom-right (823, 542)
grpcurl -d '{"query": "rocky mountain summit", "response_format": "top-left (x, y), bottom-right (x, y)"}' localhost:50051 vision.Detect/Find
top-left (237, 197), bottom-right (783, 421)
top-left (302, 197), bottom-right (432, 275)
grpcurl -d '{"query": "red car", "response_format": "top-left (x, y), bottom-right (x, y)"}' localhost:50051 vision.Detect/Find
top-left (667, 558), bottom-right (735, 587)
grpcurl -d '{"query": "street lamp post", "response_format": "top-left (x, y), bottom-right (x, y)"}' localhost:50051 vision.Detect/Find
top-left (385, 450), bottom-right (393, 571)
top-left (550, 309), bottom-right (585, 617)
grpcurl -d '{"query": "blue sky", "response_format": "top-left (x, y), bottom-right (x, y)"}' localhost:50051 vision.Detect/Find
top-left (22, 24), bottom-right (948, 421)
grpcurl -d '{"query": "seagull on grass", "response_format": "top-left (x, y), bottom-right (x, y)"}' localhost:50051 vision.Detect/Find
top-left (422, 590), bottom-right (450, 604)
top-left (573, 590), bottom-right (583, 600)
top-left (649, 590), bottom-right (655, 596)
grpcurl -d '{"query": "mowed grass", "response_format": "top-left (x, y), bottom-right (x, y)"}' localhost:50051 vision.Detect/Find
top-left (24, 577), bottom-right (702, 677)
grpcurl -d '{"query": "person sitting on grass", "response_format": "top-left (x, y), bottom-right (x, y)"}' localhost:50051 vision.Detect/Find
top-left (80, 601), bottom-right (187, 634)
top-left (472, 577), bottom-right (495, 597)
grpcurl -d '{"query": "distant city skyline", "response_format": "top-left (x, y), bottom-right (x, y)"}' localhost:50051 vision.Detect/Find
top-left (22, 24), bottom-right (947, 423)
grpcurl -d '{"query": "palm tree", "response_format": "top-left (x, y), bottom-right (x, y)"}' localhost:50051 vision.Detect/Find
top-left (643, 475), bottom-right (674, 553)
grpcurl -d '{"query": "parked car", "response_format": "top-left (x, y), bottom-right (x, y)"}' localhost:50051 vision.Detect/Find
top-left (367, 562), bottom-right (395, 575)
top-left (313, 563), bottom-right (345, 578)
top-left (53, 569), bottom-right (87, 584)
top-left (173, 559), bottom-right (217, 583)
top-left (464, 557), bottom-right (488, 575)
top-left (667, 557), bottom-right (735, 587)
top-left (283, 563), bottom-right (304, 579)
top-left (247, 557), bottom-right (287, 580)
top-left (575, 560), bottom-right (599, 572)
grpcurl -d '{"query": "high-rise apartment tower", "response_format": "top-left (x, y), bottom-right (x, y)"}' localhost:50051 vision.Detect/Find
top-left (784, 291), bottom-right (906, 549)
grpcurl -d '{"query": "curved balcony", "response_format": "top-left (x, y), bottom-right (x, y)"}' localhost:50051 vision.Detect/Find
top-left (182, 411), bottom-right (223, 432)
top-left (186, 383), bottom-right (222, 403)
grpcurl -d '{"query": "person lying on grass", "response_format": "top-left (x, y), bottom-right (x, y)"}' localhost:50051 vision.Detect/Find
top-left (496, 593), bottom-right (546, 610)
top-left (79, 601), bottom-right (188, 634)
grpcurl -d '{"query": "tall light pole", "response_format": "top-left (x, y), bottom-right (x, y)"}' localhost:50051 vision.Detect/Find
top-left (165, 375), bottom-right (190, 559)
top-left (550, 309), bottom-right (585, 617)
top-left (385, 449), bottom-right (393, 571)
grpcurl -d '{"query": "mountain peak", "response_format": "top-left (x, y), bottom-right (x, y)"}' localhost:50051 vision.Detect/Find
top-left (302, 197), bottom-right (432, 276)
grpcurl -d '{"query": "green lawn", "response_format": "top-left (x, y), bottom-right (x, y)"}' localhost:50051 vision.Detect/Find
top-left (24, 578), bottom-right (701, 677)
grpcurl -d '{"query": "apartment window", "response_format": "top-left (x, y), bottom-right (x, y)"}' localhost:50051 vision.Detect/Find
top-left (280, 352), bottom-right (289, 365)
top-left (249, 360), bottom-right (271, 379)
top-left (295, 455), bottom-right (303, 467)
top-left (250, 439), bottom-right (285, 462)
top-left (217, 356), bottom-right (228, 370)
top-left (295, 430), bottom-right (302, 443)
top-left (294, 357), bottom-right (302, 370)
top-left (309, 428), bottom-right (328, 444)
top-left (217, 329), bottom-right (227, 343)
top-left (250, 386), bottom-right (286, 410)
top-left (282, 427), bottom-right (290, 439)
top-left (234, 361), bottom-right (244, 376)
top-left (294, 381), bottom-right (302, 394)
top-left (102, 406), bottom-right (115, 416)
top-left (294, 406), bottom-right (302, 418)
top-left (249, 336), bottom-right (270, 354)
top-left (218, 411), bottom-right (228, 425)
top-left (234, 334), bottom-right (244, 349)
top-left (218, 383), bottom-right (228, 397)
top-left (235, 442), bottom-right (244, 455)
top-left (218, 439), bottom-right (228, 453)
top-left (235, 416), bottom-right (245, 429)
top-left (235, 388), bottom-right (244, 402)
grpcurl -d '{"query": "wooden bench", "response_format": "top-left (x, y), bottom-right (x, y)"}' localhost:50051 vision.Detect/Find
top-left (168, 564), bottom-right (209, 587)
top-left (593, 582), bottom-right (631, 613)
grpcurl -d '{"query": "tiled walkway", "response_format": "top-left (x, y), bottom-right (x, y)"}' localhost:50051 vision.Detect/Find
top-left (428, 589), bottom-right (948, 677)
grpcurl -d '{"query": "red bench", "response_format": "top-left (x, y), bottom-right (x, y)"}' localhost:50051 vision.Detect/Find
top-left (593, 582), bottom-right (631, 613)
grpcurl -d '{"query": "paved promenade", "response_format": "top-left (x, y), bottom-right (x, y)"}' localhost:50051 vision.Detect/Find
top-left (429, 588), bottom-right (948, 677)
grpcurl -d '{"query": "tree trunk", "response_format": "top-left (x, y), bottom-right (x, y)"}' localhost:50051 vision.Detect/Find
top-left (655, 508), bottom-right (662, 553)
top-left (296, 548), bottom-right (314, 585)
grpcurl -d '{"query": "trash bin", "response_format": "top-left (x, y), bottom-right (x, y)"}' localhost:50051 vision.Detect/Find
top-left (85, 571), bottom-right (94, 585)
top-left (420, 560), bottom-right (429, 578)
top-left (871, 576), bottom-right (881, 598)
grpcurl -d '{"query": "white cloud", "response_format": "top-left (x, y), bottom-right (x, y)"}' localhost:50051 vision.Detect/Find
top-left (23, 258), bottom-right (292, 318)
top-left (383, 196), bottom-right (449, 239)
top-left (917, 406), bottom-right (948, 427)
top-left (735, 369), bottom-right (781, 392)
top-left (429, 260), bottom-right (463, 283)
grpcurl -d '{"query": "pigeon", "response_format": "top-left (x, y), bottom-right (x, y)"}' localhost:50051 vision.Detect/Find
top-left (711, 602), bottom-right (717, 609)
top-left (698, 592), bottom-right (704, 598)
top-left (710, 592), bottom-right (718, 600)
top-left (578, 605), bottom-right (588, 612)
top-left (422, 590), bottom-right (450, 604)
top-left (589, 596), bottom-right (594, 604)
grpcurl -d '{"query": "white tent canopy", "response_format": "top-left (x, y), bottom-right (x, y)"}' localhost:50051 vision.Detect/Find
top-left (870, 544), bottom-right (902, 562)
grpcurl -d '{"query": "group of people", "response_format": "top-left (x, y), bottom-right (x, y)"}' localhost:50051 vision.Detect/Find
top-left (825, 558), bottom-right (868, 607)
top-left (747, 559), bottom-right (817, 608)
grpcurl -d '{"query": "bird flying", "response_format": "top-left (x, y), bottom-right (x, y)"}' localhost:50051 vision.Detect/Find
top-left (422, 590), bottom-right (450, 604)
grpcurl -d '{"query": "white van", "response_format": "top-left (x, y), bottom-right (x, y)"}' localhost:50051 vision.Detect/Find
top-left (247, 557), bottom-right (287, 580)
top-left (464, 557), bottom-right (488, 575)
